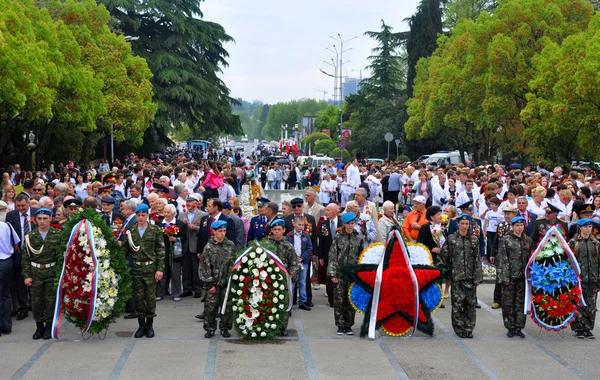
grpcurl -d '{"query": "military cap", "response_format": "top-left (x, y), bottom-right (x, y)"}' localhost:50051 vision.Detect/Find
top-left (578, 204), bottom-right (594, 215)
top-left (341, 212), bottom-right (357, 223)
top-left (290, 197), bottom-right (304, 205)
top-left (152, 183), bottom-right (169, 193)
top-left (544, 203), bottom-right (561, 213)
top-left (98, 184), bottom-right (113, 193)
top-left (457, 200), bottom-right (474, 209)
top-left (103, 174), bottom-right (117, 183)
top-left (64, 198), bottom-right (82, 207)
top-left (503, 205), bottom-right (518, 213)
top-left (135, 204), bottom-right (149, 213)
top-left (35, 208), bottom-right (53, 216)
top-left (101, 197), bottom-right (115, 204)
top-left (257, 197), bottom-right (270, 206)
top-left (186, 194), bottom-right (199, 202)
top-left (211, 220), bottom-right (227, 229)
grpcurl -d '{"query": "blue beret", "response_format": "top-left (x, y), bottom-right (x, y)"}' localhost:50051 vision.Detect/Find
top-left (101, 197), bottom-right (115, 204)
top-left (457, 200), bottom-right (473, 209)
top-left (577, 218), bottom-right (593, 227)
top-left (35, 208), bottom-right (53, 217)
top-left (341, 212), bottom-right (357, 223)
top-left (135, 204), bottom-right (149, 213)
top-left (223, 201), bottom-right (232, 210)
top-left (211, 220), bottom-right (227, 229)
top-left (270, 218), bottom-right (285, 227)
top-left (257, 197), bottom-right (270, 206)
top-left (457, 213), bottom-right (472, 222)
top-left (510, 216), bottom-right (526, 224)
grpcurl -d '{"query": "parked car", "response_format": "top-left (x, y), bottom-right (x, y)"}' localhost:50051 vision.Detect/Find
top-left (260, 156), bottom-right (290, 166)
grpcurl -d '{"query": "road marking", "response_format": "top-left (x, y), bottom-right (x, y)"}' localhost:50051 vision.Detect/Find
top-left (203, 338), bottom-right (218, 380)
top-left (11, 341), bottom-right (52, 380)
top-left (479, 300), bottom-right (590, 380)
top-left (375, 332), bottom-right (410, 380)
top-left (294, 313), bottom-right (319, 380)
top-left (108, 340), bottom-right (136, 380)
top-left (432, 315), bottom-right (500, 380)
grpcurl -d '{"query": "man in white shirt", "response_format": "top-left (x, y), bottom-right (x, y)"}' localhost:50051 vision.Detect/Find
top-left (346, 157), bottom-right (361, 195)
top-left (0, 200), bottom-right (20, 335)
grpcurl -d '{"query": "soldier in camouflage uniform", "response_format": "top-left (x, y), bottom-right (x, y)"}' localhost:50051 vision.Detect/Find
top-left (440, 214), bottom-right (483, 338)
top-left (22, 209), bottom-right (62, 340)
top-left (199, 220), bottom-right (237, 338)
top-left (490, 206), bottom-right (518, 309)
top-left (531, 203), bottom-right (568, 246)
top-left (267, 218), bottom-right (298, 336)
top-left (496, 216), bottom-right (532, 338)
top-left (327, 212), bottom-right (363, 336)
top-left (569, 218), bottom-right (599, 339)
top-left (123, 204), bottom-right (165, 338)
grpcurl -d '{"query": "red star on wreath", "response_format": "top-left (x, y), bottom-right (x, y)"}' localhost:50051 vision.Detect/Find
top-left (341, 229), bottom-right (442, 337)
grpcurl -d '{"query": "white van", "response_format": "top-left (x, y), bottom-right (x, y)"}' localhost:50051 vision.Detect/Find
top-left (306, 154), bottom-right (335, 169)
top-left (424, 151), bottom-right (470, 165)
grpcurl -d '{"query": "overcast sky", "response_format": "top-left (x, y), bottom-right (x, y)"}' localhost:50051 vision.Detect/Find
top-left (202, 0), bottom-right (422, 104)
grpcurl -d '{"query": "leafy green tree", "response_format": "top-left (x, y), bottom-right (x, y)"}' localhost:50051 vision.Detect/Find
top-left (314, 105), bottom-right (340, 135)
top-left (314, 139), bottom-right (337, 155)
top-left (331, 148), bottom-right (351, 161)
top-left (99, 0), bottom-right (241, 149)
top-left (302, 132), bottom-right (331, 147)
top-left (262, 99), bottom-right (327, 140)
top-left (442, 0), bottom-right (496, 30)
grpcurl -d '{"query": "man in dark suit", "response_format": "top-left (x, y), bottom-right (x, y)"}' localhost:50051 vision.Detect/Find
top-left (177, 194), bottom-right (206, 298)
top-left (317, 203), bottom-right (341, 307)
top-left (100, 197), bottom-right (125, 227)
top-left (6, 194), bottom-right (38, 320)
top-left (118, 199), bottom-right (139, 319)
top-left (284, 197), bottom-right (317, 306)
top-left (195, 198), bottom-right (235, 320)
top-left (517, 196), bottom-right (536, 237)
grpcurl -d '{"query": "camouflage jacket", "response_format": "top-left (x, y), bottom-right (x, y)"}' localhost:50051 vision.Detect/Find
top-left (491, 222), bottom-right (511, 258)
top-left (267, 237), bottom-right (299, 281)
top-left (22, 228), bottom-right (63, 279)
top-left (440, 232), bottom-right (482, 285)
top-left (327, 230), bottom-right (363, 277)
top-left (569, 237), bottom-right (599, 284)
top-left (124, 224), bottom-right (165, 272)
top-left (496, 232), bottom-right (533, 283)
top-left (199, 237), bottom-right (237, 287)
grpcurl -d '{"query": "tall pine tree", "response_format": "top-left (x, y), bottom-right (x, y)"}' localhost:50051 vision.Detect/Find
top-left (406, 0), bottom-right (444, 98)
top-left (100, 0), bottom-right (241, 151)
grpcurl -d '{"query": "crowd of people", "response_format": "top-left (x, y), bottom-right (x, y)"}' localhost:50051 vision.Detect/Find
top-left (0, 148), bottom-right (598, 340)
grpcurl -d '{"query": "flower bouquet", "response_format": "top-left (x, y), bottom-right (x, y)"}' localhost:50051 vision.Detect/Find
top-left (52, 208), bottom-right (131, 338)
top-left (224, 243), bottom-right (293, 339)
top-left (525, 226), bottom-right (584, 331)
top-left (342, 229), bottom-right (443, 339)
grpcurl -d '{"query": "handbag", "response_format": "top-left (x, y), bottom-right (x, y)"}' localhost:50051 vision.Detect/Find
top-left (173, 238), bottom-right (183, 259)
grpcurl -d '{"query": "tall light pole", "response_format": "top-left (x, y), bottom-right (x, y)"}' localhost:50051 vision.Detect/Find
top-left (325, 47), bottom-right (339, 104)
top-left (330, 34), bottom-right (357, 129)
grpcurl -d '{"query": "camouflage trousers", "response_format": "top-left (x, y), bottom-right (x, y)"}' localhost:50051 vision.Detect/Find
top-left (203, 286), bottom-right (232, 332)
top-left (333, 279), bottom-right (355, 329)
top-left (571, 283), bottom-right (598, 332)
top-left (133, 267), bottom-right (157, 318)
top-left (30, 268), bottom-right (56, 323)
top-left (501, 281), bottom-right (526, 330)
top-left (451, 281), bottom-right (477, 335)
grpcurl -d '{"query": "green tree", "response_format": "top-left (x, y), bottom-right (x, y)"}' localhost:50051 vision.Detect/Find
top-left (314, 105), bottom-right (340, 135)
top-left (301, 132), bottom-right (331, 147)
top-left (99, 0), bottom-right (241, 150)
top-left (362, 20), bottom-right (407, 100)
top-left (331, 148), bottom-right (351, 161)
top-left (314, 139), bottom-right (337, 155)
top-left (261, 99), bottom-right (327, 140)
top-left (442, 0), bottom-right (496, 30)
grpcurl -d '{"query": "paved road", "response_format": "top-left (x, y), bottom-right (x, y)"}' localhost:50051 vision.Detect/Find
top-left (1, 283), bottom-right (597, 380)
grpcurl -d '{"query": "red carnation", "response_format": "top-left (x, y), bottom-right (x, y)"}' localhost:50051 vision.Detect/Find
top-left (266, 277), bottom-right (272, 284)
top-left (242, 294), bottom-right (248, 300)
top-left (244, 305), bottom-right (250, 311)
top-left (266, 311), bottom-right (272, 316)
top-left (247, 312), bottom-right (252, 318)
top-left (267, 301), bottom-right (273, 307)
top-left (243, 276), bottom-right (250, 283)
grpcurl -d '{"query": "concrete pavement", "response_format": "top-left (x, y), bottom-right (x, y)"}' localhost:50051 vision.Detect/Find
top-left (1, 283), bottom-right (598, 380)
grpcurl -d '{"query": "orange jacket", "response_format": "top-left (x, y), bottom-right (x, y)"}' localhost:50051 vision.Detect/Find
top-left (402, 209), bottom-right (428, 241)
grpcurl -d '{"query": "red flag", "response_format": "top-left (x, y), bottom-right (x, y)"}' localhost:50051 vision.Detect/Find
top-left (280, 140), bottom-right (283, 150)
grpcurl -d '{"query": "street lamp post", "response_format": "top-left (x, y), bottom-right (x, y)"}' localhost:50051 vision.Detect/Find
top-left (110, 124), bottom-right (114, 164)
top-left (330, 34), bottom-right (357, 128)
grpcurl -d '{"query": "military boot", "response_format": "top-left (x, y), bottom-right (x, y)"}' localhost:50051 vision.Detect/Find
top-left (33, 322), bottom-right (44, 340)
top-left (134, 317), bottom-right (146, 338)
top-left (146, 317), bottom-right (155, 338)
top-left (43, 322), bottom-right (52, 340)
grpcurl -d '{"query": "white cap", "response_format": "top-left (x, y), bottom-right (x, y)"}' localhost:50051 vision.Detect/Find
top-left (0, 200), bottom-right (7, 210)
top-left (413, 195), bottom-right (427, 204)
